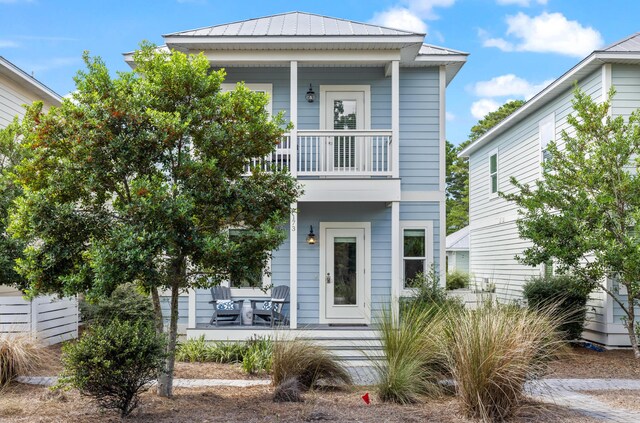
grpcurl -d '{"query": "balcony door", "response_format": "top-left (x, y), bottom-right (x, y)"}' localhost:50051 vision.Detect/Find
top-left (320, 86), bottom-right (370, 173)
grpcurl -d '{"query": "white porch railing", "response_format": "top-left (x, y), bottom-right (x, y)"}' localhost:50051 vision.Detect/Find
top-left (244, 130), bottom-right (393, 177)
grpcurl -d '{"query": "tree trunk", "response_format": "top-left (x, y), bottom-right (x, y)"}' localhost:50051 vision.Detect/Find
top-left (624, 293), bottom-right (640, 359)
top-left (157, 259), bottom-right (183, 397)
top-left (151, 287), bottom-right (164, 334)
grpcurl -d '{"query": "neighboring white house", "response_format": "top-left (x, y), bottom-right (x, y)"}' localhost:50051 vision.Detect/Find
top-left (0, 57), bottom-right (78, 346)
top-left (460, 33), bottom-right (640, 347)
top-left (446, 226), bottom-right (469, 273)
top-left (125, 12), bottom-right (467, 350)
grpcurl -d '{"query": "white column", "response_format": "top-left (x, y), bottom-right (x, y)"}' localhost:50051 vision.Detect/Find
top-left (391, 60), bottom-right (400, 179)
top-left (391, 201), bottom-right (400, 317)
top-left (289, 61), bottom-right (298, 329)
top-left (188, 288), bottom-right (196, 329)
top-left (290, 60), bottom-right (298, 177)
top-left (290, 203), bottom-right (298, 329)
top-left (438, 65), bottom-right (447, 286)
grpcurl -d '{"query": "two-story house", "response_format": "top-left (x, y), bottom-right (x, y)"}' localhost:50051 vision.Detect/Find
top-left (126, 12), bottom-right (467, 346)
top-left (460, 33), bottom-right (640, 347)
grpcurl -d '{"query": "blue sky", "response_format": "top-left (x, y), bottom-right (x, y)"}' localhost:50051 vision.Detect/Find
top-left (1, 0), bottom-right (639, 144)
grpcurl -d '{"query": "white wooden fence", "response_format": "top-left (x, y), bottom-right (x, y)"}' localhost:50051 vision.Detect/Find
top-left (0, 295), bottom-right (78, 345)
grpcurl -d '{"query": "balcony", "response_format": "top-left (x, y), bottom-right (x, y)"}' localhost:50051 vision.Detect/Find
top-left (245, 130), bottom-right (392, 178)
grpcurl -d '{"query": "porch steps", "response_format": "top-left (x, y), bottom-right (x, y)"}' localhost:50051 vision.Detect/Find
top-left (297, 334), bottom-right (385, 367)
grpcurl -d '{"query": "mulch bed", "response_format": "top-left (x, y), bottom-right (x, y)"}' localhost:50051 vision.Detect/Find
top-left (580, 389), bottom-right (640, 412)
top-left (0, 383), bottom-right (599, 423)
top-left (545, 346), bottom-right (640, 379)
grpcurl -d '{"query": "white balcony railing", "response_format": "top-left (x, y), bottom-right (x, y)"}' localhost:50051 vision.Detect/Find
top-left (244, 130), bottom-right (392, 177)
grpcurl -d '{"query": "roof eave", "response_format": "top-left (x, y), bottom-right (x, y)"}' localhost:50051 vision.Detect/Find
top-left (163, 34), bottom-right (426, 48)
top-left (0, 57), bottom-right (62, 106)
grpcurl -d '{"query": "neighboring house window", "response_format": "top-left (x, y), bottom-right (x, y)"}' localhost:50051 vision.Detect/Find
top-left (400, 221), bottom-right (434, 289)
top-left (489, 149), bottom-right (499, 196)
top-left (221, 83), bottom-right (273, 116)
top-left (226, 229), bottom-right (271, 292)
top-left (539, 113), bottom-right (555, 164)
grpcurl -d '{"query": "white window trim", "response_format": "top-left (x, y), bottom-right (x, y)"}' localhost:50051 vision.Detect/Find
top-left (221, 83), bottom-right (273, 116)
top-left (319, 85), bottom-right (371, 130)
top-left (539, 113), bottom-right (555, 177)
top-left (400, 220), bottom-right (434, 296)
top-left (222, 227), bottom-right (272, 298)
top-left (488, 148), bottom-right (499, 199)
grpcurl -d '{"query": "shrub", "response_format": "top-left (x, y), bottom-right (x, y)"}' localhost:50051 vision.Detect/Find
top-left (242, 336), bottom-right (273, 374)
top-left (402, 266), bottom-right (462, 316)
top-left (0, 334), bottom-right (44, 388)
top-left (446, 270), bottom-right (470, 290)
top-left (175, 336), bottom-right (212, 363)
top-left (59, 319), bottom-right (166, 417)
top-left (523, 275), bottom-right (591, 340)
top-left (375, 303), bottom-right (447, 404)
top-left (272, 337), bottom-right (351, 390)
top-left (80, 283), bottom-right (155, 325)
top-left (442, 303), bottom-right (564, 421)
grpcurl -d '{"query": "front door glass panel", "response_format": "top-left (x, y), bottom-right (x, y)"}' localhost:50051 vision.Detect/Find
top-left (333, 236), bottom-right (357, 305)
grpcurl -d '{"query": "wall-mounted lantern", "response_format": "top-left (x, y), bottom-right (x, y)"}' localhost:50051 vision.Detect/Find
top-left (305, 84), bottom-right (316, 103)
top-left (306, 225), bottom-right (317, 245)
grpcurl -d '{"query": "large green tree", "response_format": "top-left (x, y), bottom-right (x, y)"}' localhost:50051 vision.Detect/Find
top-left (8, 44), bottom-right (302, 395)
top-left (504, 88), bottom-right (640, 358)
top-left (446, 100), bottom-right (525, 235)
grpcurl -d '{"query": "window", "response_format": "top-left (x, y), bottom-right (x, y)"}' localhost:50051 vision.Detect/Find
top-left (489, 149), bottom-right (499, 196)
top-left (221, 83), bottom-right (273, 116)
top-left (539, 113), bottom-right (555, 164)
top-left (400, 221), bottom-right (434, 289)
top-left (226, 229), bottom-right (271, 292)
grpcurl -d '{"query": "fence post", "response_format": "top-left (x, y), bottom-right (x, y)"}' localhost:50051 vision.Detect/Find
top-left (30, 298), bottom-right (38, 340)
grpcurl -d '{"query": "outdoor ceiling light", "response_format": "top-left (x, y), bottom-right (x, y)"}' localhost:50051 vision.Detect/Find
top-left (305, 84), bottom-right (316, 103)
top-left (306, 225), bottom-right (317, 245)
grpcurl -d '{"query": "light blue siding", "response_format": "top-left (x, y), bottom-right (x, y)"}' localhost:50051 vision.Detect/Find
top-left (297, 67), bottom-right (391, 130)
top-left (399, 68), bottom-right (440, 191)
top-left (159, 295), bottom-right (188, 326)
top-left (297, 202), bottom-right (392, 324)
top-left (400, 201), bottom-right (441, 272)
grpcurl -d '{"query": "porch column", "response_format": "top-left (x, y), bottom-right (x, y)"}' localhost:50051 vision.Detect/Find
top-left (289, 61), bottom-right (298, 329)
top-left (289, 203), bottom-right (298, 329)
top-left (391, 201), bottom-right (400, 317)
top-left (391, 60), bottom-right (400, 179)
top-left (188, 288), bottom-right (196, 329)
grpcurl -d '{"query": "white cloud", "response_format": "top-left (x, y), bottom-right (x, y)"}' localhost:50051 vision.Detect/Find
top-left (471, 99), bottom-right (501, 119)
top-left (0, 40), bottom-right (19, 48)
top-left (446, 111), bottom-right (455, 121)
top-left (18, 57), bottom-right (80, 75)
top-left (473, 74), bottom-right (554, 100)
top-left (369, 0), bottom-right (456, 34)
top-left (482, 12), bottom-right (604, 57)
top-left (370, 8), bottom-right (427, 34)
top-left (496, 0), bottom-right (547, 6)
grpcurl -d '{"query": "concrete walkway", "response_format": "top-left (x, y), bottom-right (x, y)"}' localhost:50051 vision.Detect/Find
top-left (16, 373), bottom-right (640, 422)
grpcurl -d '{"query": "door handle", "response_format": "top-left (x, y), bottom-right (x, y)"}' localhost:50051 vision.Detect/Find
top-left (326, 273), bottom-right (331, 284)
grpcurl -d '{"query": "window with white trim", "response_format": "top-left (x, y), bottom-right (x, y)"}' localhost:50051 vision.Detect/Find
top-left (489, 148), bottom-right (499, 196)
top-left (221, 83), bottom-right (273, 116)
top-left (400, 221), bottom-right (434, 289)
top-left (224, 228), bottom-right (271, 293)
top-left (539, 113), bottom-right (555, 164)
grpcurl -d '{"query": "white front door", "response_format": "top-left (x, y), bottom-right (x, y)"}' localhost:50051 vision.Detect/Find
top-left (321, 224), bottom-right (370, 324)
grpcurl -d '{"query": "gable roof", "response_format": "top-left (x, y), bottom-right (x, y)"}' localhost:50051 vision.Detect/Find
top-left (460, 32), bottom-right (640, 157)
top-left (165, 11), bottom-right (423, 38)
top-left (0, 56), bottom-right (62, 107)
top-left (446, 226), bottom-right (469, 251)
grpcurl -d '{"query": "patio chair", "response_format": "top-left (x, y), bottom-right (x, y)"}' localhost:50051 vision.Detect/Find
top-left (251, 285), bottom-right (290, 327)
top-left (208, 286), bottom-right (244, 326)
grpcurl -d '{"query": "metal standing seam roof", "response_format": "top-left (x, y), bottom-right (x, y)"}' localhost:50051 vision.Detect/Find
top-left (164, 11), bottom-right (424, 38)
top-left (598, 32), bottom-right (640, 53)
top-left (418, 44), bottom-right (468, 56)
top-left (446, 226), bottom-right (469, 251)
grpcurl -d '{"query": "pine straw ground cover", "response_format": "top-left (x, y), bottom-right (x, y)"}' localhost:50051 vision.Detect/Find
top-left (0, 383), bottom-right (599, 423)
top-left (546, 347), bottom-right (640, 379)
top-left (580, 390), bottom-right (640, 412)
